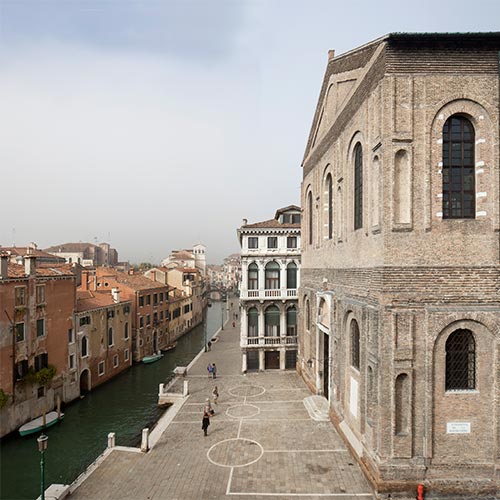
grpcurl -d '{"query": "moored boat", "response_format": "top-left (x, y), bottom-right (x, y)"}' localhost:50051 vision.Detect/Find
top-left (161, 342), bottom-right (177, 353)
top-left (142, 352), bottom-right (163, 364)
top-left (19, 411), bottom-right (64, 436)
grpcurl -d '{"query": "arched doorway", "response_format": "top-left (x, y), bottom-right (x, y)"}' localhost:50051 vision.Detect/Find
top-left (80, 369), bottom-right (91, 394)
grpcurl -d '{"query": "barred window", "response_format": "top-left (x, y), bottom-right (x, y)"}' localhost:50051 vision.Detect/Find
top-left (351, 319), bottom-right (360, 370)
top-left (445, 329), bottom-right (476, 391)
top-left (354, 143), bottom-right (363, 230)
top-left (442, 115), bottom-right (475, 219)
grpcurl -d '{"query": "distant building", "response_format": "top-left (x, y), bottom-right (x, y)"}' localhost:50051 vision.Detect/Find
top-left (1, 243), bottom-right (66, 265)
top-left (237, 206), bottom-right (301, 372)
top-left (44, 242), bottom-right (119, 267)
top-left (161, 243), bottom-right (206, 276)
top-left (0, 253), bottom-right (77, 438)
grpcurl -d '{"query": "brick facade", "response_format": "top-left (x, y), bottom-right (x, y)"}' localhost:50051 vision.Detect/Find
top-left (299, 33), bottom-right (500, 498)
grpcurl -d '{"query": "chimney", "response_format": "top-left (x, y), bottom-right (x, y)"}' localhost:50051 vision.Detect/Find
top-left (111, 287), bottom-right (120, 303)
top-left (242, 218), bottom-right (248, 226)
top-left (1, 254), bottom-right (8, 279)
top-left (151, 270), bottom-right (156, 282)
top-left (81, 270), bottom-right (89, 291)
top-left (328, 49), bottom-right (335, 61)
top-left (25, 254), bottom-right (36, 277)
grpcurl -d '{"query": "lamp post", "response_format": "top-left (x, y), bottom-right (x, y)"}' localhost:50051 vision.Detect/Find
top-left (37, 433), bottom-right (48, 500)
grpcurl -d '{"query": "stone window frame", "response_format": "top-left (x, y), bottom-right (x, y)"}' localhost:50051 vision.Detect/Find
top-left (98, 361), bottom-right (105, 376)
top-left (346, 131), bottom-right (366, 234)
top-left (429, 98), bottom-right (494, 226)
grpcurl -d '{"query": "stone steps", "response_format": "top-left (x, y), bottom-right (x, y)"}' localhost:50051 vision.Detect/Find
top-left (303, 395), bottom-right (330, 421)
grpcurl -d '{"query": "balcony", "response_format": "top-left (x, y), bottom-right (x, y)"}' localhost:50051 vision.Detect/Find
top-left (241, 336), bottom-right (298, 347)
top-left (240, 288), bottom-right (298, 300)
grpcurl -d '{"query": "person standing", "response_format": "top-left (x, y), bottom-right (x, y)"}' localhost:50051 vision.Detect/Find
top-left (207, 363), bottom-right (212, 378)
top-left (212, 363), bottom-right (217, 379)
top-left (202, 409), bottom-right (210, 436)
top-left (212, 386), bottom-right (219, 404)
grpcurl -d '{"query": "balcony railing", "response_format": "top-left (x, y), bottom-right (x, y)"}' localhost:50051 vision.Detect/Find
top-left (241, 288), bottom-right (298, 300)
top-left (242, 336), bottom-right (298, 347)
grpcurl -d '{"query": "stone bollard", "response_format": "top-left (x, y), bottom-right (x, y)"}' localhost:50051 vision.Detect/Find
top-left (107, 432), bottom-right (116, 448)
top-left (141, 428), bottom-right (149, 452)
top-left (183, 380), bottom-right (189, 397)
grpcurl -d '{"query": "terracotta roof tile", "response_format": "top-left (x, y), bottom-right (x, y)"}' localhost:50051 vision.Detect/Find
top-left (4, 263), bottom-right (75, 279)
top-left (242, 219), bottom-right (300, 229)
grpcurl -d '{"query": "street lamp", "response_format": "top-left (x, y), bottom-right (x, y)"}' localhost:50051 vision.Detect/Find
top-left (37, 433), bottom-right (48, 500)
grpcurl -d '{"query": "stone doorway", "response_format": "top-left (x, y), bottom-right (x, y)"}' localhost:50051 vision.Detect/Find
top-left (265, 351), bottom-right (280, 369)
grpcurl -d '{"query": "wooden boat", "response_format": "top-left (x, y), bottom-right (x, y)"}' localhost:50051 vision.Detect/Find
top-left (161, 342), bottom-right (177, 353)
top-left (19, 411), bottom-right (64, 436)
top-left (142, 352), bottom-right (164, 364)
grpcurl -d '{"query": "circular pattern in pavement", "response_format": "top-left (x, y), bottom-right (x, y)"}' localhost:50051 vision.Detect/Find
top-left (228, 384), bottom-right (265, 398)
top-left (207, 438), bottom-right (264, 468)
top-left (226, 404), bottom-right (260, 419)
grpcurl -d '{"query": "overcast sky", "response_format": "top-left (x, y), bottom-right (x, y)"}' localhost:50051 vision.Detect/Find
top-left (1, 0), bottom-right (499, 264)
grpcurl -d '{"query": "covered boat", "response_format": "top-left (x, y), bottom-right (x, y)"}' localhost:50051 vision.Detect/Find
top-left (19, 411), bottom-right (64, 436)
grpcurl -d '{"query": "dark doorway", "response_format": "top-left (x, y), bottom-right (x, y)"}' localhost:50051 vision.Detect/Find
top-left (247, 351), bottom-right (259, 371)
top-left (323, 333), bottom-right (329, 398)
top-left (285, 350), bottom-right (297, 370)
top-left (265, 351), bottom-right (280, 369)
top-left (80, 369), bottom-right (90, 394)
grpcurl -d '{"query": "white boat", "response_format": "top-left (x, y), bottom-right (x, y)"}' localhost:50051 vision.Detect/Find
top-left (19, 411), bottom-right (64, 436)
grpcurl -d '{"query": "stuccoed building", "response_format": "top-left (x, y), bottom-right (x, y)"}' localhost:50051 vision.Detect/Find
top-left (299, 33), bottom-right (500, 498)
top-left (238, 206), bottom-right (301, 372)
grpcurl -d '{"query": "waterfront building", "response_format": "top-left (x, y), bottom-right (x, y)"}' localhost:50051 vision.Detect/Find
top-left (0, 253), bottom-right (77, 437)
top-left (76, 278), bottom-right (133, 392)
top-left (299, 33), bottom-right (500, 497)
top-left (94, 268), bottom-right (171, 362)
top-left (44, 241), bottom-right (118, 267)
top-left (237, 206), bottom-right (301, 372)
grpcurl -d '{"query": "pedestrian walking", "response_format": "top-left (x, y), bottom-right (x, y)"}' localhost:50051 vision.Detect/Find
top-left (232, 321), bottom-right (236, 328)
top-left (207, 341), bottom-right (212, 351)
top-left (207, 363), bottom-right (213, 378)
top-left (202, 409), bottom-right (210, 436)
top-left (212, 385), bottom-right (219, 404)
top-left (212, 363), bottom-right (217, 379)
top-left (204, 398), bottom-right (214, 416)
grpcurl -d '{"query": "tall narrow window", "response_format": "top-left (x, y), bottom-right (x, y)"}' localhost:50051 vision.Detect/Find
top-left (265, 262), bottom-right (280, 290)
top-left (108, 327), bottom-right (114, 347)
top-left (442, 115), bottom-right (475, 219)
top-left (247, 308), bottom-right (258, 337)
top-left (354, 143), bottom-right (363, 230)
top-left (445, 329), bottom-right (475, 390)
top-left (247, 263), bottom-right (258, 290)
top-left (286, 262), bottom-right (297, 289)
top-left (305, 299), bottom-right (310, 331)
top-left (326, 173), bottom-right (333, 239)
top-left (265, 305), bottom-right (280, 336)
top-left (286, 306), bottom-right (297, 336)
top-left (308, 191), bottom-right (313, 245)
top-left (81, 336), bottom-right (88, 357)
top-left (350, 319), bottom-right (360, 370)
top-left (395, 373), bottom-right (410, 435)
top-left (394, 150), bottom-right (411, 224)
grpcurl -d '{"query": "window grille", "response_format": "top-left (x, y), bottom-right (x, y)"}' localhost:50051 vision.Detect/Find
top-left (351, 319), bottom-right (360, 370)
top-left (445, 329), bottom-right (475, 390)
top-left (442, 115), bottom-right (475, 219)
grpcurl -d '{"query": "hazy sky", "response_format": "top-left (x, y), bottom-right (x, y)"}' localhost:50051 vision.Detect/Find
top-left (1, 0), bottom-right (499, 264)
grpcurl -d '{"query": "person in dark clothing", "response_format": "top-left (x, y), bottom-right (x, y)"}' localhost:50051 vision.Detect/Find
top-left (212, 363), bottom-right (217, 379)
top-left (202, 410), bottom-right (210, 436)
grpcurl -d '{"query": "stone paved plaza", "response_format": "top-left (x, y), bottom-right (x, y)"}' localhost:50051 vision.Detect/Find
top-left (69, 309), bottom-right (374, 499)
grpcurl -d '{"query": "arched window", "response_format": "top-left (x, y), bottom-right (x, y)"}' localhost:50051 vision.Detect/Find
top-left (286, 306), bottom-right (297, 336)
top-left (265, 261), bottom-right (280, 290)
top-left (326, 173), bottom-right (333, 239)
top-left (442, 115), bottom-right (475, 219)
top-left (308, 191), bottom-right (313, 245)
top-left (247, 307), bottom-right (258, 337)
top-left (350, 319), bottom-right (360, 370)
top-left (81, 336), bottom-right (88, 357)
top-left (108, 327), bottom-right (114, 347)
top-left (265, 305), bottom-right (280, 337)
top-left (445, 329), bottom-right (476, 390)
top-left (248, 263), bottom-right (258, 290)
top-left (305, 299), bottom-right (310, 331)
top-left (354, 143), bottom-right (363, 230)
top-left (286, 262), bottom-right (297, 289)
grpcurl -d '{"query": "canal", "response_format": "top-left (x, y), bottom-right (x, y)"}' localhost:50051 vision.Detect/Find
top-left (0, 302), bottom-right (225, 500)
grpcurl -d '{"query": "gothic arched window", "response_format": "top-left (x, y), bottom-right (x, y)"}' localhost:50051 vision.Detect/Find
top-left (248, 263), bottom-right (258, 290)
top-left (265, 261), bottom-right (280, 290)
top-left (286, 262), bottom-right (297, 289)
top-left (350, 319), bottom-right (360, 370)
top-left (442, 115), bottom-right (475, 219)
top-left (326, 173), bottom-right (333, 239)
top-left (265, 305), bottom-right (280, 337)
top-left (308, 191), bottom-right (313, 245)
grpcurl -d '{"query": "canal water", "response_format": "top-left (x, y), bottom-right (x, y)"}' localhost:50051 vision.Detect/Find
top-left (0, 302), bottom-right (225, 500)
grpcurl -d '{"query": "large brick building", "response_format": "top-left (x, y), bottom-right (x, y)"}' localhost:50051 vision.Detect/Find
top-left (299, 33), bottom-right (500, 497)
